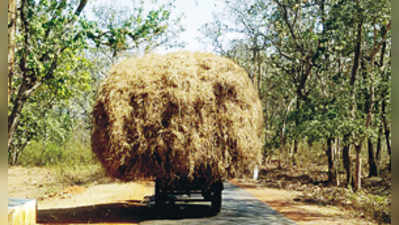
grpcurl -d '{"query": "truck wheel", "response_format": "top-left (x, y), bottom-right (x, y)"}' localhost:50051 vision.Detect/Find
top-left (155, 179), bottom-right (160, 197)
top-left (155, 179), bottom-right (165, 206)
top-left (210, 189), bottom-right (222, 214)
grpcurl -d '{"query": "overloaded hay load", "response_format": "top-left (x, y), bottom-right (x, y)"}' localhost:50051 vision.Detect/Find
top-left (91, 51), bottom-right (264, 183)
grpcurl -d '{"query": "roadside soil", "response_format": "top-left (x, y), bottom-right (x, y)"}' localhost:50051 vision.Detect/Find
top-left (8, 166), bottom-right (63, 200)
top-left (231, 179), bottom-right (376, 225)
top-left (9, 166), bottom-right (150, 225)
top-left (9, 166), bottom-right (377, 225)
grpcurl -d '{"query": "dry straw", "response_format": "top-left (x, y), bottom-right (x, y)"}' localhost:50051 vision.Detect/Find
top-left (91, 51), bottom-right (264, 183)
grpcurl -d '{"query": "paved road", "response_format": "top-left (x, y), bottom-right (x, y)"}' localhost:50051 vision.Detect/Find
top-left (140, 182), bottom-right (296, 225)
top-left (38, 182), bottom-right (295, 224)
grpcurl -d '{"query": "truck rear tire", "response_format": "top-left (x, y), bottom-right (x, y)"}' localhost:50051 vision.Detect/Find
top-left (210, 189), bottom-right (222, 214)
top-left (154, 178), bottom-right (166, 206)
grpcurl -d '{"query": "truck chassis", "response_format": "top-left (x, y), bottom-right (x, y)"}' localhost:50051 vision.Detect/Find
top-left (154, 177), bottom-right (223, 214)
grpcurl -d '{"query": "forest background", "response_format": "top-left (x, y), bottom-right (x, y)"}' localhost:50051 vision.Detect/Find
top-left (7, 0), bottom-right (391, 223)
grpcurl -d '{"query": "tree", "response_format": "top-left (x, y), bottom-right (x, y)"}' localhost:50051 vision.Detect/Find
top-left (200, 0), bottom-right (391, 190)
top-left (8, 0), bottom-right (17, 103)
top-left (8, 0), bottom-right (183, 164)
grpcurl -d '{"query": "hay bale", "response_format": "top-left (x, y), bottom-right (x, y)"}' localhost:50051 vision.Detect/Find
top-left (91, 51), bottom-right (264, 183)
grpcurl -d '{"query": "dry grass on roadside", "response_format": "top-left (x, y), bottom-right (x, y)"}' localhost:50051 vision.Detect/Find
top-left (10, 152), bottom-right (112, 202)
top-left (14, 139), bottom-right (115, 198)
top-left (54, 163), bottom-right (111, 186)
top-left (255, 161), bottom-right (391, 224)
top-left (42, 162), bottom-right (115, 200)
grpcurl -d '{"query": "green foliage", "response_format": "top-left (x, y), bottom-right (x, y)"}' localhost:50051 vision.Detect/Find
top-left (8, 0), bottom-right (183, 165)
top-left (302, 186), bottom-right (391, 224)
top-left (200, 0), bottom-right (391, 156)
top-left (88, 0), bottom-right (184, 55)
top-left (19, 138), bottom-right (95, 167)
top-left (55, 163), bottom-right (107, 186)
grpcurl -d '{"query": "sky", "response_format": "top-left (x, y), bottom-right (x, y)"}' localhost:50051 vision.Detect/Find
top-left (167, 0), bottom-right (242, 54)
top-left (169, 0), bottom-right (218, 52)
top-left (87, 0), bottom-right (223, 53)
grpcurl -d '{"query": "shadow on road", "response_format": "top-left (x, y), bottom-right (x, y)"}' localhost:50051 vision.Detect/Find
top-left (38, 183), bottom-right (297, 225)
top-left (37, 200), bottom-right (217, 224)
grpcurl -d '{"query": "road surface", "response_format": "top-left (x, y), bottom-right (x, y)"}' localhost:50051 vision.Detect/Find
top-left (140, 182), bottom-right (295, 225)
top-left (38, 182), bottom-right (295, 224)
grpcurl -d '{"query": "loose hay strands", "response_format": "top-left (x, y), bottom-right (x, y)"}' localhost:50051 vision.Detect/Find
top-left (91, 51), bottom-right (264, 183)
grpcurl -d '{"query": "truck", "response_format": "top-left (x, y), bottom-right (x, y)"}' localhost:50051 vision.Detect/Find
top-left (154, 177), bottom-right (224, 214)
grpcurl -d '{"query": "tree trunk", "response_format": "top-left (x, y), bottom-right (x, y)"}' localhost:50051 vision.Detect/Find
top-left (377, 22), bottom-right (390, 171)
top-left (9, 144), bottom-right (18, 166)
top-left (354, 144), bottom-right (362, 191)
top-left (278, 120), bottom-right (286, 169)
top-left (383, 120), bottom-right (391, 170)
top-left (257, 51), bottom-right (262, 96)
top-left (8, 0), bottom-right (17, 103)
top-left (9, 140), bottom-right (29, 166)
top-left (252, 45), bottom-right (258, 90)
top-left (8, 84), bottom-right (28, 148)
top-left (367, 138), bottom-right (378, 177)
top-left (376, 124), bottom-right (382, 162)
top-left (334, 138), bottom-right (340, 186)
top-left (346, 5), bottom-right (362, 190)
top-left (381, 100), bottom-right (391, 170)
top-left (307, 139), bottom-right (313, 149)
top-left (9, 124), bottom-right (34, 165)
top-left (326, 138), bottom-right (337, 185)
top-left (342, 142), bottom-right (353, 187)
top-left (291, 139), bottom-right (298, 166)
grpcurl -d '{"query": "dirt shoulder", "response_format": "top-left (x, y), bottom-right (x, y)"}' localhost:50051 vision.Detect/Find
top-left (9, 166), bottom-right (153, 225)
top-left (8, 166), bottom-right (62, 200)
top-left (231, 179), bottom-right (376, 225)
top-left (38, 181), bottom-right (154, 209)
top-left (38, 181), bottom-right (154, 225)
top-left (9, 166), bottom-right (378, 225)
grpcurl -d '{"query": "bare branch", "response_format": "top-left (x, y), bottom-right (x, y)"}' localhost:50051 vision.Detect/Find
top-left (74, 0), bottom-right (88, 17)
